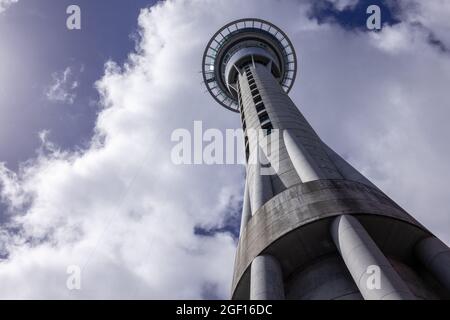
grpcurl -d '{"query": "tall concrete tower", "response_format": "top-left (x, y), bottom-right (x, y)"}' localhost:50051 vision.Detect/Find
top-left (202, 18), bottom-right (450, 300)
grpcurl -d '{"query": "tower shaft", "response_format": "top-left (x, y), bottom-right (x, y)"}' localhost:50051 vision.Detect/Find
top-left (233, 62), bottom-right (449, 300)
top-left (202, 18), bottom-right (450, 300)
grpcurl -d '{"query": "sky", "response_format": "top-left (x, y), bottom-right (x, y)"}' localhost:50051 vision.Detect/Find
top-left (0, 0), bottom-right (152, 170)
top-left (0, 0), bottom-right (449, 299)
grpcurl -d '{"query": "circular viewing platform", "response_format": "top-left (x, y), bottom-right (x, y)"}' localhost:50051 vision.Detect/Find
top-left (202, 18), bottom-right (298, 112)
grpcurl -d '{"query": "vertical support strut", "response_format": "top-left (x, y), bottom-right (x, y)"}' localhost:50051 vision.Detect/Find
top-left (250, 255), bottom-right (285, 300)
top-left (239, 180), bottom-right (252, 235)
top-left (331, 215), bottom-right (416, 300)
top-left (283, 129), bottom-right (325, 182)
top-left (415, 236), bottom-right (450, 292)
top-left (250, 146), bottom-right (273, 215)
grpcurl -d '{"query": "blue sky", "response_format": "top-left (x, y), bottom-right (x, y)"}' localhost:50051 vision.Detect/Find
top-left (0, 0), bottom-right (449, 299)
top-left (309, 0), bottom-right (401, 30)
top-left (0, 0), bottom-right (154, 170)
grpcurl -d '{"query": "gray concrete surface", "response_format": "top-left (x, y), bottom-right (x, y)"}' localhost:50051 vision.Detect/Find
top-left (203, 20), bottom-right (449, 300)
top-left (250, 254), bottom-right (285, 300)
top-left (415, 236), bottom-right (450, 293)
top-left (331, 215), bottom-right (416, 300)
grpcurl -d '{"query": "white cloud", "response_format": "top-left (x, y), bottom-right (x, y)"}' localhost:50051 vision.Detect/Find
top-left (369, 23), bottom-right (413, 53)
top-left (0, 0), bottom-right (449, 299)
top-left (0, 0), bottom-right (17, 14)
top-left (397, 0), bottom-right (450, 49)
top-left (45, 66), bottom-right (80, 105)
top-left (328, 0), bottom-right (359, 11)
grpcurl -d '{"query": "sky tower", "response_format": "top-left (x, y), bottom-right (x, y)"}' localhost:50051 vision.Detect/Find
top-left (202, 18), bottom-right (450, 300)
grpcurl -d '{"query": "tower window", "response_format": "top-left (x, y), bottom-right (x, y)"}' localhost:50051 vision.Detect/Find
top-left (256, 103), bottom-right (265, 113)
top-left (258, 111), bottom-right (269, 123)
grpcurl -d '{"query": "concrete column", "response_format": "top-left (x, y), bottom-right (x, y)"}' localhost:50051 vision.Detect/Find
top-left (415, 236), bottom-right (450, 292)
top-left (250, 254), bottom-right (285, 300)
top-left (250, 147), bottom-right (273, 215)
top-left (239, 180), bottom-right (252, 235)
top-left (283, 129), bottom-right (325, 182)
top-left (331, 215), bottom-right (416, 300)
